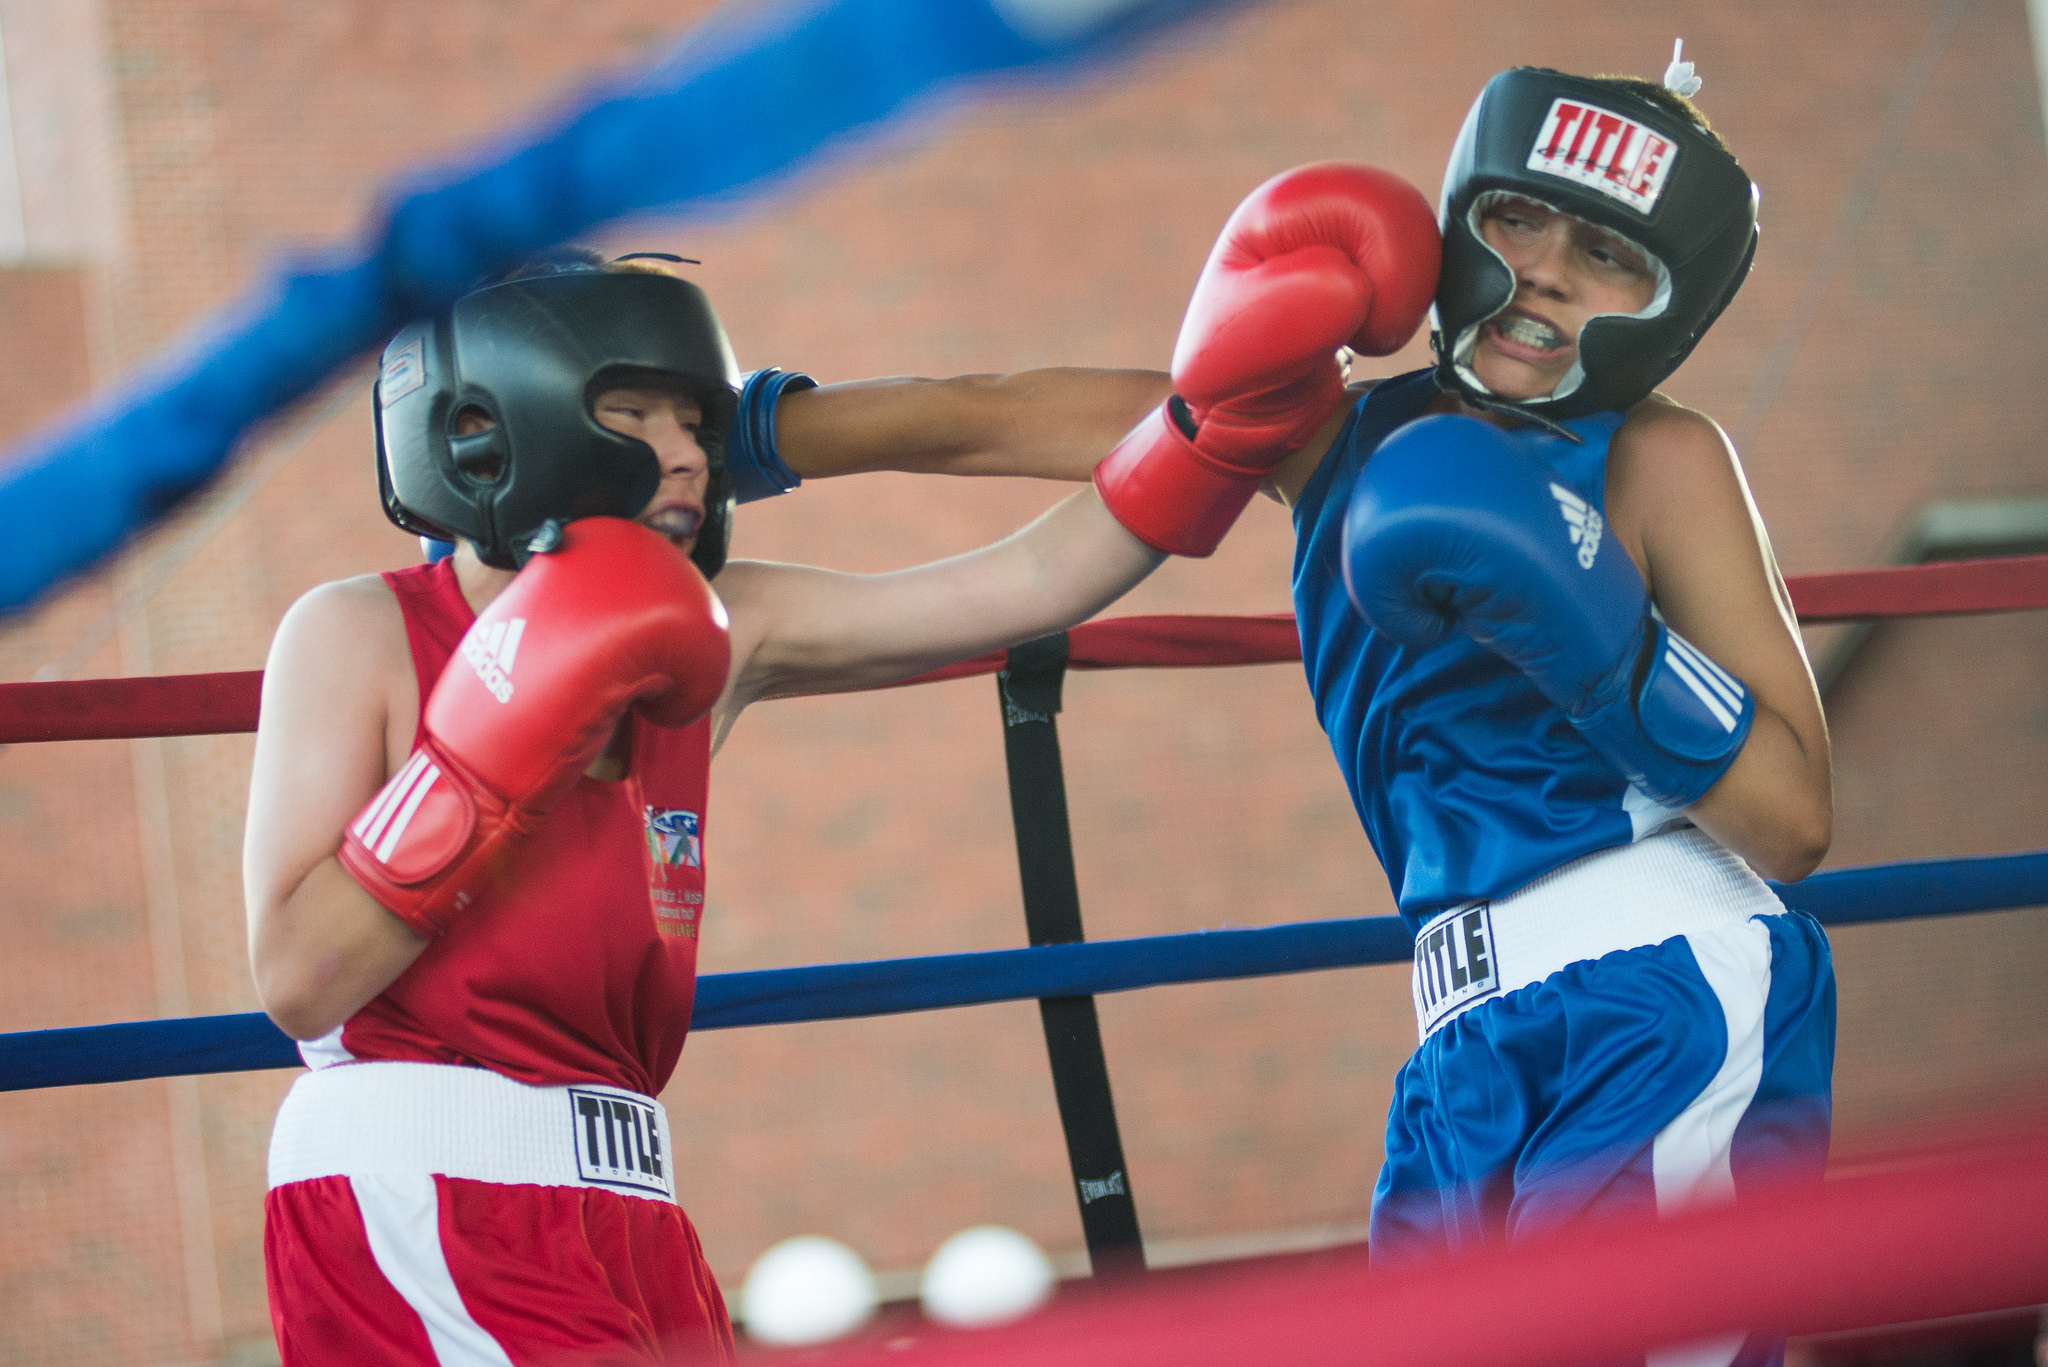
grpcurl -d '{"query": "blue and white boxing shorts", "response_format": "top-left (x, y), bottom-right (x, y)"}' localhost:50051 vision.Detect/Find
top-left (1373, 826), bottom-right (1835, 1296)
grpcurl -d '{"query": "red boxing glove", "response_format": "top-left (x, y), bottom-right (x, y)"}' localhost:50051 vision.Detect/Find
top-left (338, 518), bottom-right (731, 937)
top-left (1095, 162), bottom-right (1441, 556)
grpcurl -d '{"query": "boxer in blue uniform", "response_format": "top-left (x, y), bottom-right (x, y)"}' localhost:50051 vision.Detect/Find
top-left (1303, 65), bottom-right (1834, 1292)
top-left (731, 52), bottom-right (1831, 1360)
top-left (1259, 61), bottom-right (1831, 1367)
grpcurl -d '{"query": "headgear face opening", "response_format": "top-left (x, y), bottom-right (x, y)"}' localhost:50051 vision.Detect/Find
top-left (1431, 67), bottom-right (1758, 424)
top-left (376, 265), bottom-right (741, 575)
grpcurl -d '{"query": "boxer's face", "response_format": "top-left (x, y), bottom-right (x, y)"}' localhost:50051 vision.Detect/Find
top-left (449, 388), bottom-right (709, 555)
top-left (1469, 196), bottom-right (1659, 401)
top-left (591, 386), bottom-right (709, 553)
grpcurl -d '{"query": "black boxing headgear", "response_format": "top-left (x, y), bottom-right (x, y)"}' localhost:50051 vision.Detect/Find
top-left (376, 263), bottom-right (741, 575)
top-left (1431, 66), bottom-right (1758, 424)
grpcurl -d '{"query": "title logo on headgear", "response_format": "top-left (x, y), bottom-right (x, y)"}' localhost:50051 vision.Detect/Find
top-left (380, 336), bottom-right (425, 406)
top-left (1526, 98), bottom-right (1678, 215)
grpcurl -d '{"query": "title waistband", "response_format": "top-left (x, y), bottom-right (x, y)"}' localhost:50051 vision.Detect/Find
top-left (268, 1060), bottom-right (676, 1202)
top-left (1410, 827), bottom-right (1785, 1041)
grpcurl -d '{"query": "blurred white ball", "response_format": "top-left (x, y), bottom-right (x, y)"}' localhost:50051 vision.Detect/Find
top-left (739, 1234), bottom-right (878, 1346)
top-left (919, 1225), bottom-right (1057, 1328)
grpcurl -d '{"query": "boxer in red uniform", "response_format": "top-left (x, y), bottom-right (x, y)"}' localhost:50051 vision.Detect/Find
top-left (247, 203), bottom-right (1437, 1365)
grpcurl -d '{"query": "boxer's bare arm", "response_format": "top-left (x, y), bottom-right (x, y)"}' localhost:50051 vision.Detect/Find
top-left (1606, 399), bottom-right (1832, 881)
top-left (244, 578), bottom-right (428, 1039)
top-left (776, 365), bottom-right (1367, 512)
top-left (775, 369), bottom-right (1171, 481)
top-left (709, 487), bottom-right (1161, 737)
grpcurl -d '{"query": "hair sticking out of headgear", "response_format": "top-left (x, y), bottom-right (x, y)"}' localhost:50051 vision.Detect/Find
top-left (1664, 39), bottom-right (1703, 98)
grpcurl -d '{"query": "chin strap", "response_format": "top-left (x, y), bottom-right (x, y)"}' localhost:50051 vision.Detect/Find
top-left (1428, 365), bottom-right (1586, 445)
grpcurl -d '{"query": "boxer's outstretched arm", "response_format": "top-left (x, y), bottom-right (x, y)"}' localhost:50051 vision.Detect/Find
top-left (763, 165), bottom-right (1433, 501)
top-left (1610, 400), bottom-right (1833, 881)
top-left (769, 364), bottom-right (1356, 499)
top-left (774, 369), bottom-right (1170, 482)
top-left (713, 488), bottom-right (1162, 728)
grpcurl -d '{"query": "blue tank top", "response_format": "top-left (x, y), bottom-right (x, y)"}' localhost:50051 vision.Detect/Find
top-left (1291, 369), bottom-right (1684, 932)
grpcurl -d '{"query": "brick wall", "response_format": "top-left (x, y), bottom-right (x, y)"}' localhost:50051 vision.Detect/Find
top-left (0, 1), bottom-right (2043, 1361)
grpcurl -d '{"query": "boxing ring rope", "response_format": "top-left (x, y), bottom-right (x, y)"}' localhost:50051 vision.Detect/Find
top-left (3, 550), bottom-right (2046, 1096)
top-left (781, 1126), bottom-right (2048, 1367)
top-left (0, 549), bottom-right (2041, 1361)
top-left (2, 845), bottom-right (2043, 1095)
top-left (0, 0), bottom-right (1245, 615)
top-left (0, 0), bottom-right (2028, 1352)
top-left (3, 552), bottom-right (2042, 744)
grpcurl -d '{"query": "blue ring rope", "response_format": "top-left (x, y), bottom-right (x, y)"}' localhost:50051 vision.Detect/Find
top-left (0, 0), bottom-right (1239, 612)
top-left (3, 848), bottom-right (2041, 1094)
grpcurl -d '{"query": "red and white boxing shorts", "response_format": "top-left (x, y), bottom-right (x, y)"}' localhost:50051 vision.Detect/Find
top-left (265, 1061), bottom-right (733, 1366)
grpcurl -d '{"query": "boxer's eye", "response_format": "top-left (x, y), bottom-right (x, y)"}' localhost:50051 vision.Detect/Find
top-left (1587, 239), bottom-right (1648, 276)
top-left (1485, 199), bottom-right (1551, 238)
top-left (450, 404), bottom-right (496, 437)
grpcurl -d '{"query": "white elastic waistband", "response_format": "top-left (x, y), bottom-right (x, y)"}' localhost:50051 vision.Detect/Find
top-left (1410, 827), bottom-right (1786, 1041)
top-left (267, 1060), bottom-right (676, 1203)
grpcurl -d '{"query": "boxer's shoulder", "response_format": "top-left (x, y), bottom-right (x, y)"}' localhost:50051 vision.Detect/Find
top-left (1612, 394), bottom-right (1734, 472)
top-left (691, 557), bottom-right (794, 709)
top-left (1607, 395), bottom-right (1748, 542)
top-left (1268, 375), bottom-right (1413, 507)
top-left (276, 574), bottom-right (408, 668)
top-left (700, 557), bottom-right (774, 622)
top-left (266, 574), bottom-right (416, 750)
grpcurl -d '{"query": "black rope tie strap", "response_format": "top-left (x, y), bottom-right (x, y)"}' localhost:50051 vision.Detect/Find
top-left (999, 632), bottom-right (1145, 1275)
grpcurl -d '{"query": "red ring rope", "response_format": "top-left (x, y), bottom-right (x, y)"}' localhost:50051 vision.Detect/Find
top-left (806, 1127), bottom-right (2048, 1367)
top-left (3, 554), bottom-right (2043, 744)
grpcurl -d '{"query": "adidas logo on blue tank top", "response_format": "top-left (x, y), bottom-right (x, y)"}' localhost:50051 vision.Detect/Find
top-left (1550, 483), bottom-right (1604, 569)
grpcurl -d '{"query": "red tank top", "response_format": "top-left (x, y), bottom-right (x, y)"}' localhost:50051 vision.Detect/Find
top-left (321, 559), bottom-right (712, 1096)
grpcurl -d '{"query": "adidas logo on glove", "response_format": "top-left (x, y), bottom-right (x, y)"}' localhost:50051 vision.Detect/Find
top-left (1550, 483), bottom-right (1603, 570)
top-left (462, 617), bottom-right (526, 704)
top-left (352, 751), bottom-right (442, 866)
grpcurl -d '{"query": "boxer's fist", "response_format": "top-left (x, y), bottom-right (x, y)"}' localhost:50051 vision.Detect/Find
top-left (1341, 415), bottom-right (1752, 807)
top-left (338, 518), bottom-right (730, 936)
top-left (1096, 163), bottom-right (1440, 556)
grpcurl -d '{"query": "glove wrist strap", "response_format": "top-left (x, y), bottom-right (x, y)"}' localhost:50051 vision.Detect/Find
top-left (337, 740), bottom-right (505, 939)
top-left (727, 367), bottom-right (817, 503)
top-left (1571, 618), bottom-right (1755, 808)
top-left (1092, 404), bottom-right (1264, 557)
